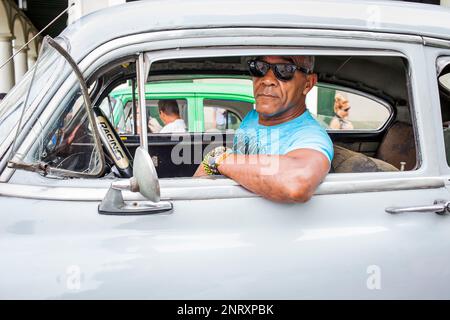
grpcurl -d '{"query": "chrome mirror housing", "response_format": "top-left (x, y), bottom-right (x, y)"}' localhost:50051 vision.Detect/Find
top-left (98, 147), bottom-right (172, 215)
top-left (133, 146), bottom-right (160, 202)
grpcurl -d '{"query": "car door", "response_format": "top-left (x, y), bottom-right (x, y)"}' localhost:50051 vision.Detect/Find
top-left (2, 33), bottom-right (450, 300)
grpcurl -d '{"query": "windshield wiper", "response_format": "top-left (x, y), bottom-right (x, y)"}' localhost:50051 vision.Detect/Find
top-left (8, 159), bottom-right (90, 178)
top-left (8, 160), bottom-right (50, 175)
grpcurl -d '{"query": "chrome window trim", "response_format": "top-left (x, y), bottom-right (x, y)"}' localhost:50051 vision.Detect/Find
top-left (74, 28), bottom-right (423, 66)
top-left (423, 37), bottom-right (450, 50)
top-left (1, 46), bottom-right (412, 181)
top-left (0, 28), bottom-right (419, 163)
top-left (2, 29), bottom-right (432, 187)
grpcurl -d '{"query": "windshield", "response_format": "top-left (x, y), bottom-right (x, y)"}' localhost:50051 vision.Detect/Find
top-left (5, 36), bottom-right (105, 178)
top-left (0, 38), bottom-right (69, 147)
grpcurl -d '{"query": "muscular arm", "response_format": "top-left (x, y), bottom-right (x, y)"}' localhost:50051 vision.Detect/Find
top-left (194, 149), bottom-right (330, 203)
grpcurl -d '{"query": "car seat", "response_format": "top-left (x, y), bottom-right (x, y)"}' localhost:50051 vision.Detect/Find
top-left (331, 145), bottom-right (398, 173)
top-left (375, 121), bottom-right (416, 171)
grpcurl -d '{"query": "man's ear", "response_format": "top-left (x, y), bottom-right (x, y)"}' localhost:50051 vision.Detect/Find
top-left (303, 73), bottom-right (318, 95)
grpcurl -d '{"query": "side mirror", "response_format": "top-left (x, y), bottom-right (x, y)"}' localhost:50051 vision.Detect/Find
top-left (98, 146), bottom-right (173, 215)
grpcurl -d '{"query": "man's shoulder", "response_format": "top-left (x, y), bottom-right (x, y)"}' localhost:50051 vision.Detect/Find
top-left (238, 109), bottom-right (258, 129)
top-left (291, 112), bottom-right (330, 138)
top-left (242, 109), bottom-right (258, 122)
top-left (286, 111), bottom-right (334, 161)
top-left (287, 110), bottom-right (325, 131)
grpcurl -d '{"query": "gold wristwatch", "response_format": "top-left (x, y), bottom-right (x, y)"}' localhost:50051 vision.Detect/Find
top-left (202, 146), bottom-right (232, 175)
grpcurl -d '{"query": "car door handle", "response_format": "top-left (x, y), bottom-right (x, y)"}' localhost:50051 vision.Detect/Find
top-left (385, 200), bottom-right (450, 215)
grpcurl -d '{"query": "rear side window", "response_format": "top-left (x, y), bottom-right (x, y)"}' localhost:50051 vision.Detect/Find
top-left (307, 84), bottom-right (392, 131)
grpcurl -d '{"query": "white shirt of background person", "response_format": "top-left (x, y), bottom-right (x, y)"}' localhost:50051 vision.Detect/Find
top-left (159, 118), bottom-right (187, 133)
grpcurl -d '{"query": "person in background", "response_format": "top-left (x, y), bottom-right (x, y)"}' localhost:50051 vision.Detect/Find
top-left (156, 99), bottom-right (187, 133)
top-left (215, 107), bottom-right (227, 130)
top-left (329, 93), bottom-right (354, 130)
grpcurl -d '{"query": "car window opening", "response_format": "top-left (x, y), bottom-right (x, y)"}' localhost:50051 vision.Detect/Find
top-left (11, 54), bottom-right (417, 179)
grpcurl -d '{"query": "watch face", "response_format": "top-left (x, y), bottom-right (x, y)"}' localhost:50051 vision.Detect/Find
top-left (208, 156), bottom-right (216, 168)
top-left (204, 146), bottom-right (229, 174)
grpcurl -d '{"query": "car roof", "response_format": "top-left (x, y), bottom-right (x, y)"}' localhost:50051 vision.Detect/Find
top-left (61, 0), bottom-right (450, 60)
top-left (111, 81), bottom-right (255, 101)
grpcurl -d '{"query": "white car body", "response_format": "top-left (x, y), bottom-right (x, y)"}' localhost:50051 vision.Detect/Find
top-left (1, 0), bottom-right (450, 299)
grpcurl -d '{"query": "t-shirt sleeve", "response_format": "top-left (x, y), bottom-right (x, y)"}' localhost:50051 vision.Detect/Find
top-left (232, 110), bottom-right (257, 154)
top-left (284, 125), bottom-right (334, 163)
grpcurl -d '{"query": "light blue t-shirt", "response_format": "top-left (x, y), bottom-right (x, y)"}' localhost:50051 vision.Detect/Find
top-left (233, 109), bottom-right (334, 163)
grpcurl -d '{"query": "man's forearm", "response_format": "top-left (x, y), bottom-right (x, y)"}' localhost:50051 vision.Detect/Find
top-left (194, 148), bottom-right (330, 203)
top-left (217, 154), bottom-right (314, 202)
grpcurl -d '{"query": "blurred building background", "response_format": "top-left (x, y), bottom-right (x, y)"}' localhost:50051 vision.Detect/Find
top-left (0, 0), bottom-right (133, 94)
top-left (0, 0), bottom-right (449, 95)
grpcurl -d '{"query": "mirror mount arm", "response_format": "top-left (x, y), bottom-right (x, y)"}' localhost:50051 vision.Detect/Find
top-left (111, 177), bottom-right (139, 193)
top-left (98, 182), bottom-right (172, 216)
top-left (137, 53), bottom-right (150, 151)
top-left (98, 147), bottom-right (169, 216)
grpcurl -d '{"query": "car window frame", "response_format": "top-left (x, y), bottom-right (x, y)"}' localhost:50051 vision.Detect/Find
top-left (1, 30), bottom-right (437, 201)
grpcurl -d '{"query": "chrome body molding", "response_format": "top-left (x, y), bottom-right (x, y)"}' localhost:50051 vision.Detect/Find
top-left (423, 36), bottom-right (450, 49)
top-left (0, 177), bottom-right (444, 201)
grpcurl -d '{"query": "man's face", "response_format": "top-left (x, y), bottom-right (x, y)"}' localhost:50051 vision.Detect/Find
top-left (252, 56), bottom-right (314, 117)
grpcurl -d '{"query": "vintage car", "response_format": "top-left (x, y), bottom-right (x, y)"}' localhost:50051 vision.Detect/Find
top-left (104, 80), bottom-right (254, 134)
top-left (1, 0), bottom-right (450, 299)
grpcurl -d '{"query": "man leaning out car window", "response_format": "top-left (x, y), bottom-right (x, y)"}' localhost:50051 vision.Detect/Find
top-left (195, 55), bottom-right (333, 203)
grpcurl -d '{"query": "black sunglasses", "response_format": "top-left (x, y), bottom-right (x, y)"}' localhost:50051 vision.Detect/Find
top-left (247, 59), bottom-right (312, 81)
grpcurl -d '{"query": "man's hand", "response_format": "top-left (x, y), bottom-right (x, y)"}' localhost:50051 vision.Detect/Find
top-left (193, 163), bottom-right (208, 177)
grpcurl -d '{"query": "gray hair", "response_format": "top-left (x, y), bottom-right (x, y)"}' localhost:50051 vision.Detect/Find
top-left (289, 55), bottom-right (315, 74)
top-left (302, 56), bottom-right (315, 73)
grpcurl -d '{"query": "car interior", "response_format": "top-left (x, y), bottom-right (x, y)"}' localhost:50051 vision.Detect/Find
top-left (45, 54), bottom-right (417, 179)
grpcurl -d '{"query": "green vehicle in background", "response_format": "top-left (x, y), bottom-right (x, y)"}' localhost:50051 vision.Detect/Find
top-left (100, 79), bottom-right (256, 134)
